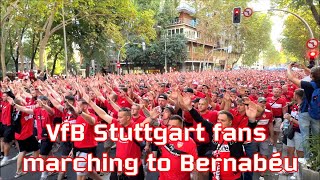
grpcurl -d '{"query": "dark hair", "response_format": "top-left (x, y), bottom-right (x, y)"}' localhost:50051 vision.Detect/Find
top-left (212, 91), bottom-right (219, 95)
top-left (121, 87), bottom-right (128, 93)
top-left (294, 89), bottom-right (304, 99)
top-left (65, 95), bottom-right (75, 101)
top-left (110, 93), bottom-right (118, 102)
top-left (119, 107), bottom-right (131, 116)
top-left (169, 115), bottom-right (184, 124)
top-left (78, 99), bottom-right (89, 105)
top-left (219, 110), bottom-right (234, 121)
top-left (311, 66), bottom-right (320, 82)
top-left (14, 98), bottom-right (23, 105)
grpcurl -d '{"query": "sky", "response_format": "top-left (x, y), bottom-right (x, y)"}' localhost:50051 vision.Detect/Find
top-left (249, 0), bottom-right (286, 51)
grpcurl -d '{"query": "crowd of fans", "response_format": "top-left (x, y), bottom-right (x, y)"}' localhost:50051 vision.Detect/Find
top-left (0, 63), bottom-right (319, 180)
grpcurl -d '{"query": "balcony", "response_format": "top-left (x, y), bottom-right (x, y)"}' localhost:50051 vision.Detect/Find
top-left (169, 18), bottom-right (197, 28)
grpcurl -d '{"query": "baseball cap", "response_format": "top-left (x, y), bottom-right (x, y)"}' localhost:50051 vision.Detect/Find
top-left (258, 97), bottom-right (267, 103)
top-left (184, 88), bottom-right (194, 94)
top-left (37, 96), bottom-right (48, 101)
top-left (164, 106), bottom-right (175, 114)
top-left (237, 98), bottom-right (245, 104)
top-left (192, 81), bottom-right (199, 85)
top-left (230, 88), bottom-right (237, 93)
top-left (65, 95), bottom-right (75, 101)
top-left (192, 98), bottom-right (201, 103)
top-left (158, 94), bottom-right (168, 100)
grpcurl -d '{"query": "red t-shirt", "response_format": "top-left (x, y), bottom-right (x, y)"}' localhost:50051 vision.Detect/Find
top-left (15, 110), bottom-right (34, 140)
top-left (201, 110), bottom-right (218, 124)
top-left (104, 100), bottom-right (118, 119)
top-left (33, 107), bottom-right (54, 140)
top-left (229, 109), bottom-right (248, 129)
top-left (116, 96), bottom-right (131, 108)
top-left (159, 136), bottom-right (198, 180)
top-left (132, 115), bottom-right (145, 123)
top-left (1, 101), bottom-right (12, 125)
top-left (74, 113), bottom-right (98, 149)
top-left (195, 91), bottom-right (206, 98)
top-left (248, 95), bottom-right (258, 101)
top-left (282, 91), bottom-right (294, 103)
top-left (212, 134), bottom-right (241, 180)
top-left (264, 93), bottom-right (273, 98)
top-left (267, 97), bottom-right (286, 117)
top-left (184, 110), bottom-right (217, 144)
top-left (112, 119), bottom-right (142, 167)
top-left (213, 104), bottom-right (221, 111)
top-left (62, 109), bottom-right (77, 124)
top-left (255, 109), bottom-right (273, 138)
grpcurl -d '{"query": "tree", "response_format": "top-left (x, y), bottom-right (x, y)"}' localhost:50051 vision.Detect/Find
top-left (194, 0), bottom-right (273, 67)
top-left (126, 34), bottom-right (187, 72)
top-left (1, 0), bottom-right (157, 78)
top-left (0, 0), bottom-right (20, 78)
top-left (262, 44), bottom-right (288, 66)
top-left (280, 7), bottom-right (320, 63)
top-left (273, 0), bottom-right (320, 27)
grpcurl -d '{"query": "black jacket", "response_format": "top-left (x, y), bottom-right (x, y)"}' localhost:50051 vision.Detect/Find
top-left (188, 108), bottom-right (257, 159)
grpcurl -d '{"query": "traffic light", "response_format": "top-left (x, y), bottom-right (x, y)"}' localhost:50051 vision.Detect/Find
top-left (233, 7), bottom-right (241, 24)
top-left (308, 50), bottom-right (319, 60)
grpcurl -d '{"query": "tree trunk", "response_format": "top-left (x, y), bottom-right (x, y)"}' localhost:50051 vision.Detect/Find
top-left (306, 0), bottom-right (320, 27)
top-left (51, 47), bottom-right (63, 76)
top-left (39, 8), bottom-right (56, 72)
top-left (30, 36), bottom-right (40, 70)
top-left (19, 36), bottom-right (24, 71)
top-left (38, 36), bottom-right (50, 71)
top-left (85, 62), bottom-right (90, 77)
top-left (1, 33), bottom-right (8, 80)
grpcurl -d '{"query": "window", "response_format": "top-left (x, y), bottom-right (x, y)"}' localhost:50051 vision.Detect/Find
top-left (180, 28), bottom-right (183, 33)
top-left (172, 29), bottom-right (175, 35)
top-left (176, 29), bottom-right (179, 34)
top-left (197, 32), bottom-right (200, 39)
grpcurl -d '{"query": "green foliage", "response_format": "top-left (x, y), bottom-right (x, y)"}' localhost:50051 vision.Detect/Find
top-left (308, 135), bottom-right (320, 172)
top-left (281, 7), bottom-right (320, 62)
top-left (1, 0), bottom-right (157, 76)
top-left (240, 13), bottom-right (273, 66)
top-left (195, 0), bottom-right (273, 66)
top-left (272, 0), bottom-right (320, 63)
top-left (126, 34), bottom-right (187, 69)
top-left (262, 44), bottom-right (288, 66)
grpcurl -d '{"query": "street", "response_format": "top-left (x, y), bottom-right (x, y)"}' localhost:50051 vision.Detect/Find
top-left (0, 142), bottom-right (299, 180)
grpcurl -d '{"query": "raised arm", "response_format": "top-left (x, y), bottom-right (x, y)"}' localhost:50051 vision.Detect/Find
top-left (8, 98), bottom-right (34, 115)
top-left (78, 84), bottom-right (113, 124)
top-left (47, 93), bottom-right (64, 112)
top-left (287, 63), bottom-right (301, 87)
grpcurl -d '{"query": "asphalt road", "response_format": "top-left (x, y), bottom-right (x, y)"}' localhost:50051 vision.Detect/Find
top-left (0, 142), bottom-right (299, 180)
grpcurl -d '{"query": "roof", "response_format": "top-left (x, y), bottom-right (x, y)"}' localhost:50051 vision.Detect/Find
top-left (177, 2), bottom-right (196, 15)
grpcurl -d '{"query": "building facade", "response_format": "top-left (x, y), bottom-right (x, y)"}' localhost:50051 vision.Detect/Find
top-left (165, 2), bottom-right (229, 71)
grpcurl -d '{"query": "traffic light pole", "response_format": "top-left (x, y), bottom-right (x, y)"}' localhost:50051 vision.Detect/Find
top-left (268, 9), bottom-right (314, 39)
top-left (256, 8), bottom-right (318, 66)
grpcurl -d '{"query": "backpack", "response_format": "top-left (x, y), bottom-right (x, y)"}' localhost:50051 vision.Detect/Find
top-left (11, 108), bottom-right (22, 134)
top-left (308, 82), bottom-right (320, 120)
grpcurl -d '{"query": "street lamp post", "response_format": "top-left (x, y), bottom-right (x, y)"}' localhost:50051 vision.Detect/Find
top-left (62, 2), bottom-right (68, 77)
top-left (164, 34), bottom-right (167, 73)
top-left (256, 8), bottom-right (317, 66)
top-left (202, 47), bottom-right (231, 71)
top-left (117, 42), bottom-right (145, 75)
top-left (157, 26), bottom-right (168, 73)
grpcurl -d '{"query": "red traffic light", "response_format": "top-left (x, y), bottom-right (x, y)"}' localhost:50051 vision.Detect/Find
top-left (308, 50), bottom-right (319, 60)
top-left (233, 7), bottom-right (241, 24)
